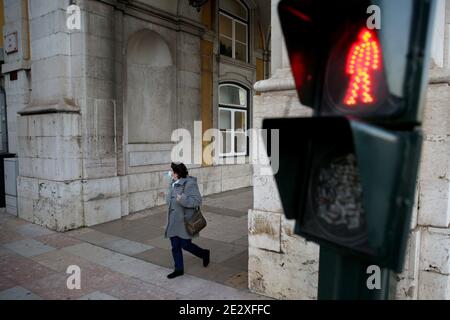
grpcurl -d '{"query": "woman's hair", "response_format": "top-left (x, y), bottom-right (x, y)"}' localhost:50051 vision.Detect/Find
top-left (171, 162), bottom-right (189, 179)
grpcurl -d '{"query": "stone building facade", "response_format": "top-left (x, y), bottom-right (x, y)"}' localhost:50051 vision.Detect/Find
top-left (1, 0), bottom-right (270, 231)
top-left (249, 0), bottom-right (450, 300)
top-left (2, 0), bottom-right (450, 301)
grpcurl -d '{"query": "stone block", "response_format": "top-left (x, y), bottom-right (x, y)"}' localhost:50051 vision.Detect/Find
top-left (86, 11), bottom-right (116, 40)
top-left (82, 177), bottom-right (121, 202)
top-left (179, 70), bottom-right (201, 89)
top-left (31, 77), bottom-right (69, 101)
top-left (118, 176), bottom-right (129, 217)
top-left (420, 227), bottom-right (450, 275)
top-left (83, 0), bottom-right (115, 17)
top-left (30, 9), bottom-right (67, 41)
top-left (4, 0), bottom-right (22, 23)
top-left (85, 77), bottom-right (116, 100)
top-left (31, 55), bottom-right (70, 82)
top-left (253, 173), bottom-right (283, 213)
top-left (84, 197), bottom-right (122, 227)
top-left (280, 216), bottom-right (320, 258)
top-left (222, 175), bottom-right (252, 192)
top-left (418, 135), bottom-right (449, 182)
top-left (29, 0), bottom-right (66, 19)
top-left (18, 179), bottom-right (84, 231)
top-left (82, 163), bottom-right (117, 180)
top-left (19, 157), bottom-right (81, 181)
top-left (18, 113), bottom-right (81, 138)
top-left (129, 151), bottom-right (172, 167)
top-left (17, 177), bottom-right (38, 200)
top-left (199, 166), bottom-right (222, 183)
top-left (252, 91), bottom-right (310, 129)
top-left (221, 164), bottom-right (252, 179)
top-left (129, 190), bottom-right (158, 213)
top-left (127, 172), bottom-right (161, 193)
top-left (31, 32), bottom-right (70, 61)
top-left (85, 34), bottom-right (115, 59)
top-left (248, 209), bottom-right (281, 252)
top-left (30, 136), bottom-right (81, 159)
top-left (418, 271), bottom-right (450, 299)
top-left (417, 178), bottom-right (450, 228)
top-left (423, 84), bottom-right (450, 135)
top-left (201, 180), bottom-right (222, 196)
top-left (155, 188), bottom-right (168, 207)
top-left (429, 0), bottom-right (446, 68)
top-left (17, 197), bottom-right (34, 223)
top-left (18, 136), bottom-right (38, 158)
top-left (248, 246), bottom-right (318, 300)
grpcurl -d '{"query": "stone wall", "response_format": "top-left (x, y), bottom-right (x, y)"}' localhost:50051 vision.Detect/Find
top-left (388, 0), bottom-right (450, 300)
top-left (4, 0), bottom-right (256, 231)
top-left (248, 69), bottom-right (319, 300)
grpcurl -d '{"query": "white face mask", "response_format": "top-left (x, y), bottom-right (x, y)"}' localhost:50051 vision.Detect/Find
top-left (167, 170), bottom-right (173, 181)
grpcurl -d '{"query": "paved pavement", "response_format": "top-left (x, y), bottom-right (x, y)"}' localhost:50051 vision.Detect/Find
top-left (0, 187), bottom-right (268, 300)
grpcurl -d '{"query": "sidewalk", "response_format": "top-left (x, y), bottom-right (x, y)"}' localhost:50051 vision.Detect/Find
top-left (0, 187), bottom-right (268, 300)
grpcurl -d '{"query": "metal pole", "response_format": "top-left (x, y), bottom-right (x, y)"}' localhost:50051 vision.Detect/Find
top-left (317, 246), bottom-right (391, 300)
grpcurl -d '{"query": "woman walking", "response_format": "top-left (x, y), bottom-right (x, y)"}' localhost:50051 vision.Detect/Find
top-left (164, 162), bottom-right (210, 279)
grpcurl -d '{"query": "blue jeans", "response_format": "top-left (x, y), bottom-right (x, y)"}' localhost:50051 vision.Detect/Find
top-left (170, 236), bottom-right (206, 271)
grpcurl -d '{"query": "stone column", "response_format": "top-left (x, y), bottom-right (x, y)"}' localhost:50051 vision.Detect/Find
top-left (248, 0), bottom-right (319, 300)
top-left (396, 0), bottom-right (450, 300)
top-left (15, 0), bottom-right (83, 231)
top-left (16, 0), bottom-right (122, 231)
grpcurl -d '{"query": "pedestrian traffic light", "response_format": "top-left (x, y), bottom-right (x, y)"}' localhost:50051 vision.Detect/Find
top-left (263, 0), bottom-right (437, 275)
top-left (278, 0), bottom-right (434, 124)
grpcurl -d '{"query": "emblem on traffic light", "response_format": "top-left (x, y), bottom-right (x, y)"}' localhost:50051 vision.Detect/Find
top-left (263, 0), bottom-right (437, 297)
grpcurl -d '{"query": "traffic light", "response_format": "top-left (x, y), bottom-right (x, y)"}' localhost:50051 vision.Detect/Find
top-left (263, 0), bottom-right (437, 278)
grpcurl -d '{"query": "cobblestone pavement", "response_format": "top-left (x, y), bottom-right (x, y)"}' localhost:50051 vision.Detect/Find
top-left (0, 187), bottom-right (269, 300)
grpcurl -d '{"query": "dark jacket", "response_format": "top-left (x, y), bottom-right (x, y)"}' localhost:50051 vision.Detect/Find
top-left (164, 176), bottom-right (202, 239)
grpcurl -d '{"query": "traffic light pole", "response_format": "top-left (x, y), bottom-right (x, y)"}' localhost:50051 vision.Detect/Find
top-left (318, 247), bottom-right (392, 300)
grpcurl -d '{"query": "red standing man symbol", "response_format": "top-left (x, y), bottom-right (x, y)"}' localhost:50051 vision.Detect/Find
top-left (343, 28), bottom-right (381, 107)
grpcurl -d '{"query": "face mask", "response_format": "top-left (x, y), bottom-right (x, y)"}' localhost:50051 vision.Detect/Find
top-left (167, 171), bottom-right (173, 181)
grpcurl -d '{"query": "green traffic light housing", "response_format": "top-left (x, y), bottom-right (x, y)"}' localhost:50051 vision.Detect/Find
top-left (263, 117), bottom-right (422, 272)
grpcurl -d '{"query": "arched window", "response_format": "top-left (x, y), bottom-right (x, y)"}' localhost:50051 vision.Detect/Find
top-left (219, 84), bottom-right (248, 157)
top-left (219, 0), bottom-right (249, 63)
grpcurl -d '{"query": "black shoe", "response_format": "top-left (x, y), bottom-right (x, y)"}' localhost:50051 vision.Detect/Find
top-left (203, 250), bottom-right (210, 268)
top-left (167, 270), bottom-right (184, 279)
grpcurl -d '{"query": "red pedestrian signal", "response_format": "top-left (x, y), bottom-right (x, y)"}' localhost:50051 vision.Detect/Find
top-left (278, 0), bottom-right (435, 124)
top-left (343, 28), bottom-right (381, 107)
